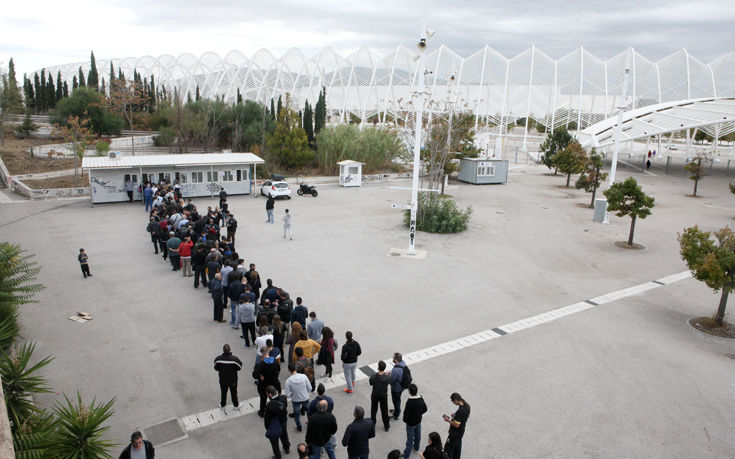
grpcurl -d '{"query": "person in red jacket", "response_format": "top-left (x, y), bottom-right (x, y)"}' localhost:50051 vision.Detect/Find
top-left (178, 236), bottom-right (194, 277)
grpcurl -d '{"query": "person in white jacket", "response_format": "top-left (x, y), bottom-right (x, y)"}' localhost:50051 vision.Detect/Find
top-left (283, 209), bottom-right (293, 240)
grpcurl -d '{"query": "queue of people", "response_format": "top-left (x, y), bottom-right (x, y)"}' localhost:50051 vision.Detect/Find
top-left (134, 190), bottom-right (471, 459)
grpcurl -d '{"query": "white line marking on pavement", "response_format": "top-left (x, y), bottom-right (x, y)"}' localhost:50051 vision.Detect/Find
top-left (176, 270), bottom-right (692, 433)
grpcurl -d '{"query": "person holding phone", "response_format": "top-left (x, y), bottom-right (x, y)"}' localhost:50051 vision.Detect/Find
top-left (442, 393), bottom-right (470, 459)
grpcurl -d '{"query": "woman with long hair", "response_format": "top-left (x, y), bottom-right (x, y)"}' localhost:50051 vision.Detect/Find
top-left (316, 326), bottom-right (335, 378)
top-left (271, 315), bottom-right (287, 362)
top-left (286, 321), bottom-right (302, 366)
top-left (419, 432), bottom-right (444, 459)
top-left (293, 330), bottom-right (321, 365)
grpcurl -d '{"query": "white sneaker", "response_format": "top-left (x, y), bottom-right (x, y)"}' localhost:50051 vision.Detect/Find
top-left (234, 402), bottom-right (244, 410)
top-left (220, 406), bottom-right (227, 414)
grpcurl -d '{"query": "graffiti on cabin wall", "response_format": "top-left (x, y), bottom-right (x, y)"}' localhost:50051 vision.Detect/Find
top-left (206, 182), bottom-right (223, 194)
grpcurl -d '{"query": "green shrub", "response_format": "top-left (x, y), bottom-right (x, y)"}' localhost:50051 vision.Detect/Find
top-left (95, 140), bottom-right (110, 156)
top-left (403, 193), bottom-right (472, 233)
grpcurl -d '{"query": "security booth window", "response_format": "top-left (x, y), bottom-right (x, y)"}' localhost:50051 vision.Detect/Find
top-left (191, 171), bottom-right (203, 183)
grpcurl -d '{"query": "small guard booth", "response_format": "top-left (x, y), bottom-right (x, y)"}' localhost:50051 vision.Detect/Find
top-left (458, 158), bottom-right (509, 185)
top-left (82, 152), bottom-right (264, 203)
top-left (337, 160), bottom-right (364, 187)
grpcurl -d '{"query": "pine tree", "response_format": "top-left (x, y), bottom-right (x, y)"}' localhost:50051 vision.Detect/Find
top-left (1, 58), bottom-right (23, 144)
top-left (63, 81), bottom-right (69, 98)
top-left (55, 72), bottom-right (63, 102)
top-left (87, 51), bottom-right (99, 90)
top-left (78, 67), bottom-right (85, 87)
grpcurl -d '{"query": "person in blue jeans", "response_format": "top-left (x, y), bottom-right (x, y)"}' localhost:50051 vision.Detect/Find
top-left (143, 184), bottom-right (153, 211)
top-left (402, 383), bottom-right (427, 458)
top-left (284, 363), bottom-right (311, 432)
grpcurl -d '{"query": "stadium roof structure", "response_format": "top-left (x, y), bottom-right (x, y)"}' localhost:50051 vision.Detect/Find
top-left (40, 46), bottom-right (735, 137)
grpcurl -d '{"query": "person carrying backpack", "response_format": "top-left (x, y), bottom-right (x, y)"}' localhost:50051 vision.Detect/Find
top-left (390, 352), bottom-right (411, 420)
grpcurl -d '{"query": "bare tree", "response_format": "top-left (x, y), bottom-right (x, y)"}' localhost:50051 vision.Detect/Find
top-left (109, 78), bottom-right (149, 156)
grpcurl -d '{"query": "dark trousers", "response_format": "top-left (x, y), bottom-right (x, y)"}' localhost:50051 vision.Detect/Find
top-left (219, 381), bottom-right (238, 407)
top-left (169, 254), bottom-right (180, 270)
top-left (268, 424), bottom-right (290, 459)
top-left (241, 321), bottom-right (256, 345)
top-left (257, 383), bottom-right (280, 415)
top-left (444, 434), bottom-right (463, 459)
top-left (80, 264), bottom-right (90, 278)
top-left (228, 228), bottom-right (236, 247)
top-left (213, 296), bottom-right (224, 321)
top-left (127, 190), bottom-right (133, 202)
top-left (222, 289), bottom-right (229, 308)
top-left (150, 236), bottom-right (159, 253)
top-left (391, 390), bottom-right (402, 419)
top-left (160, 239), bottom-right (168, 260)
top-left (370, 394), bottom-right (390, 429)
top-left (193, 266), bottom-right (205, 288)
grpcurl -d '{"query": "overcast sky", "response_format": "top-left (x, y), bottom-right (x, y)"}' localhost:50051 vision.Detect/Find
top-left (2, 0), bottom-right (733, 77)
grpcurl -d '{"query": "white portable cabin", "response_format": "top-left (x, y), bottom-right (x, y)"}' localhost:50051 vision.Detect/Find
top-left (337, 160), bottom-right (364, 187)
top-left (82, 153), bottom-right (264, 204)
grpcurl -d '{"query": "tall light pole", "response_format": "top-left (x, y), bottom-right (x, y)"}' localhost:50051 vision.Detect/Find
top-left (407, 29), bottom-right (430, 255)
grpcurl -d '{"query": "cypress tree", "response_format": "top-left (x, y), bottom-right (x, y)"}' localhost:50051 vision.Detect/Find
top-left (109, 62), bottom-right (115, 86)
top-left (195, 85), bottom-right (200, 101)
top-left (149, 74), bottom-right (156, 112)
top-left (187, 91), bottom-right (192, 104)
top-left (87, 51), bottom-right (99, 90)
top-left (270, 98), bottom-right (276, 121)
top-left (55, 71), bottom-right (63, 102)
top-left (277, 95), bottom-right (282, 118)
top-left (303, 101), bottom-right (314, 144)
top-left (39, 70), bottom-right (47, 110)
top-left (23, 75), bottom-right (34, 111)
top-left (46, 76), bottom-right (55, 109)
top-left (33, 73), bottom-right (41, 110)
top-left (236, 88), bottom-right (242, 104)
top-left (100, 78), bottom-right (106, 96)
top-left (63, 81), bottom-right (69, 98)
top-left (314, 87), bottom-right (327, 134)
top-left (72, 75), bottom-right (78, 91)
top-left (78, 67), bottom-right (85, 87)
top-left (118, 68), bottom-right (124, 81)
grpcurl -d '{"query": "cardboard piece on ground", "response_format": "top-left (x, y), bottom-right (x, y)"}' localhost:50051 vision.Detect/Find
top-left (68, 312), bottom-right (93, 323)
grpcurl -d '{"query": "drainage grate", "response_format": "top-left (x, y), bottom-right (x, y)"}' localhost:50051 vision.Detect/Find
top-left (143, 418), bottom-right (188, 447)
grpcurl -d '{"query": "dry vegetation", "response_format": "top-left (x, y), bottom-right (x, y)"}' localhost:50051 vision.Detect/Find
top-left (21, 173), bottom-right (89, 189)
top-left (0, 133), bottom-right (76, 175)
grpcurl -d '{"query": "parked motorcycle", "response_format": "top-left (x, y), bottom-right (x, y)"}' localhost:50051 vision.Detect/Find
top-left (297, 183), bottom-right (318, 197)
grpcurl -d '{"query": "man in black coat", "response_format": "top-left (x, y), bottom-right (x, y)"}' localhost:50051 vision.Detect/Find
top-left (208, 273), bottom-right (224, 322)
top-left (264, 385), bottom-right (290, 459)
top-left (306, 400), bottom-right (338, 459)
top-left (342, 405), bottom-right (375, 459)
top-left (118, 431), bottom-right (154, 459)
top-left (253, 348), bottom-right (281, 417)
top-left (213, 344), bottom-right (243, 412)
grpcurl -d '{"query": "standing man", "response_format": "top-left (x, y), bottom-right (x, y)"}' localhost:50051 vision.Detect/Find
top-left (143, 183), bottom-right (153, 211)
top-left (307, 311), bottom-right (324, 341)
top-left (118, 431), bottom-right (154, 459)
top-left (291, 297), bottom-right (309, 328)
top-left (341, 331), bottom-right (361, 394)
top-left (146, 217), bottom-right (161, 254)
top-left (226, 212), bottom-right (237, 247)
top-left (253, 348), bottom-right (281, 417)
top-left (220, 261), bottom-right (234, 312)
top-left (306, 400), bottom-right (338, 459)
top-left (166, 232), bottom-right (181, 271)
top-left (443, 393), bottom-right (470, 459)
top-left (192, 243), bottom-right (207, 288)
top-left (213, 344), bottom-right (244, 413)
top-left (178, 236), bottom-right (194, 277)
top-left (266, 195), bottom-right (275, 223)
top-left (342, 406), bottom-right (375, 459)
top-left (390, 352), bottom-right (409, 421)
top-left (78, 248), bottom-right (92, 279)
top-left (238, 294), bottom-right (256, 346)
top-left (401, 384), bottom-right (427, 458)
top-left (264, 385), bottom-right (290, 459)
top-left (219, 188), bottom-right (228, 207)
top-left (208, 273), bottom-right (224, 322)
top-left (125, 179), bottom-right (134, 203)
top-left (369, 360), bottom-right (391, 432)
top-left (227, 272), bottom-right (245, 329)
top-left (284, 363), bottom-right (311, 432)
top-left (283, 208), bottom-right (293, 240)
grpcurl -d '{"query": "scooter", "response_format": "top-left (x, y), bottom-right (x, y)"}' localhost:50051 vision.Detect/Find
top-left (297, 183), bottom-right (318, 197)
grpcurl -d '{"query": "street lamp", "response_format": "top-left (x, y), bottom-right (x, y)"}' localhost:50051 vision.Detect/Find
top-left (407, 27), bottom-right (432, 255)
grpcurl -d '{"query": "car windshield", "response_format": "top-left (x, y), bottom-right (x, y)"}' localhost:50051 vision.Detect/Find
top-left (274, 183), bottom-right (289, 189)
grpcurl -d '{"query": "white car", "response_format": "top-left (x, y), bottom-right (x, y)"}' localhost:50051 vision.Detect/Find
top-left (261, 179), bottom-right (292, 199)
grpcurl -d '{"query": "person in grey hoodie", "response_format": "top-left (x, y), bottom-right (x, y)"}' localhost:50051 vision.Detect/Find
top-left (238, 295), bottom-right (256, 347)
top-left (283, 209), bottom-right (293, 240)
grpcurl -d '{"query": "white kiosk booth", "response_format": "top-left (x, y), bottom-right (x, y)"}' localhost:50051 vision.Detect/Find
top-left (82, 152), bottom-right (264, 204)
top-left (338, 160), bottom-right (364, 187)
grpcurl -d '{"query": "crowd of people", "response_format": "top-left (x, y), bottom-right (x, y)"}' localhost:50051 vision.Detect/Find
top-left (133, 186), bottom-right (471, 459)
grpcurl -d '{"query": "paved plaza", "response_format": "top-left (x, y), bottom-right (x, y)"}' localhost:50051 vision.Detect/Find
top-left (1, 164), bottom-right (734, 458)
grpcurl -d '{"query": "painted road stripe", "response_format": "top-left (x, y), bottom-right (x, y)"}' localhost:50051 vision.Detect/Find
top-left (177, 270), bottom-right (692, 433)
